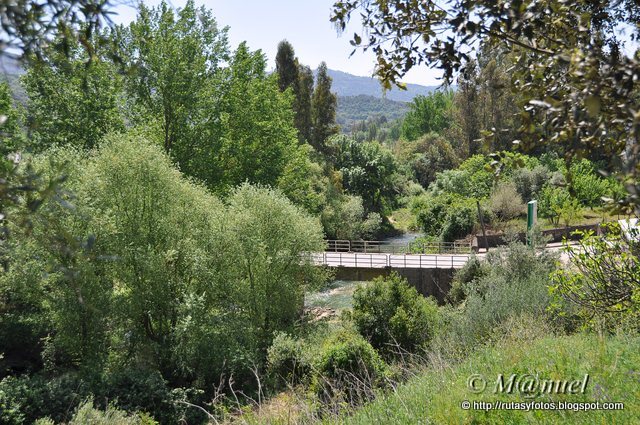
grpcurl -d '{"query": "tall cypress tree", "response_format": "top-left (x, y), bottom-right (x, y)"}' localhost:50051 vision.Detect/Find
top-left (296, 64), bottom-right (314, 144)
top-left (275, 40), bottom-right (299, 92)
top-left (311, 62), bottom-right (338, 153)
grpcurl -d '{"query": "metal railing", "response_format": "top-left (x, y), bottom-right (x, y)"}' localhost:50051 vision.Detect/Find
top-left (325, 239), bottom-right (472, 254)
top-left (307, 252), bottom-right (470, 269)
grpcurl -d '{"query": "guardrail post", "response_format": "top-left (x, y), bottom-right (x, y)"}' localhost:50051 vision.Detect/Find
top-left (435, 255), bottom-right (438, 268)
top-left (355, 253), bottom-right (358, 268)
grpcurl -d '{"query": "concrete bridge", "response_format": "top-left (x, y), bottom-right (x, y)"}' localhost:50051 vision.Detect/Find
top-left (308, 240), bottom-right (473, 302)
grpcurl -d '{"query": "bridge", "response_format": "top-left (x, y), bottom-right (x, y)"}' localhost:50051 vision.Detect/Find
top-left (310, 239), bottom-right (472, 269)
top-left (308, 239), bottom-right (473, 302)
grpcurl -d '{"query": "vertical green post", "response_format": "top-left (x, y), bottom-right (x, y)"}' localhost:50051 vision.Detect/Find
top-left (527, 200), bottom-right (537, 246)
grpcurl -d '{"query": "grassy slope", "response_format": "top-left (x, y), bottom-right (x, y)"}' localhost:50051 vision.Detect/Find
top-left (335, 334), bottom-right (640, 424)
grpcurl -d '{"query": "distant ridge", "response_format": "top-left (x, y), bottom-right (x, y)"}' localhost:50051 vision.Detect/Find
top-left (336, 95), bottom-right (408, 130)
top-left (321, 68), bottom-right (438, 103)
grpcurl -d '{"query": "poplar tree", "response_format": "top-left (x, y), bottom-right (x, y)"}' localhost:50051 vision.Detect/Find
top-left (275, 40), bottom-right (299, 92)
top-left (311, 62), bottom-right (338, 153)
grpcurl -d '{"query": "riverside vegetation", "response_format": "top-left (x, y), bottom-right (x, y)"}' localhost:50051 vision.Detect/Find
top-left (1, 0), bottom-right (639, 423)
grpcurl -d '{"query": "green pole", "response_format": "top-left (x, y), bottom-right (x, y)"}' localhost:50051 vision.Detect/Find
top-left (527, 200), bottom-right (537, 246)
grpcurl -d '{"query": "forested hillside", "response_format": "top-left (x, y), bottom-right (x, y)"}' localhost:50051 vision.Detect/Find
top-left (336, 94), bottom-right (408, 130)
top-left (323, 68), bottom-right (436, 101)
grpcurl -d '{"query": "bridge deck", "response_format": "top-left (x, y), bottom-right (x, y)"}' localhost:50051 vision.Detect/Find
top-left (309, 252), bottom-right (470, 269)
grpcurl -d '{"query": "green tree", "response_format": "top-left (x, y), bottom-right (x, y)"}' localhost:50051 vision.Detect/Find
top-left (275, 41), bottom-right (314, 144)
top-left (275, 40), bottom-right (299, 92)
top-left (217, 42), bottom-right (302, 193)
top-left (116, 0), bottom-right (229, 164)
top-left (295, 64), bottom-right (314, 143)
top-left (0, 81), bottom-right (22, 153)
top-left (401, 90), bottom-right (453, 141)
top-left (311, 62), bottom-right (338, 153)
top-left (396, 132), bottom-right (459, 188)
top-left (22, 45), bottom-right (124, 151)
top-left (328, 134), bottom-right (397, 213)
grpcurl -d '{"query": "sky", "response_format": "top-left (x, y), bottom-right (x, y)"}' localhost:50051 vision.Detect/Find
top-left (111, 0), bottom-right (443, 86)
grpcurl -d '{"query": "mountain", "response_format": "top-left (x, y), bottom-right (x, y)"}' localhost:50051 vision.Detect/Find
top-left (323, 68), bottom-right (438, 102)
top-left (336, 95), bottom-right (408, 131)
top-left (0, 55), bottom-right (27, 105)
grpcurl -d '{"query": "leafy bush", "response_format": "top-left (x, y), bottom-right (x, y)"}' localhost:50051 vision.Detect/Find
top-left (440, 201), bottom-right (477, 242)
top-left (538, 184), bottom-right (572, 225)
top-left (266, 333), bottom-right (312, 388)
top-left (448, 256), bottom-right (487, 305)
top-left (312, 329), bottom-right (388, 405)
top-left (351, 273), bottom-right (440, 358)
top-left (321, 194), bottom-right (382, 240)
top-left (551, 225), bottom-right (640, 332)
top-left (66, 399), bottom-right (157, 425)
top-left (439, 243), bottom-right (558, 355)
top-left (569, 159), bottom-right (609, 207)
top-left (489, 181), bottom-right (525, 222)
top-left (0, 373), bottom-right (91, 424)
top-left (512, 164), bottom-right (549, 202)
top-left (413, 195), bottom-right (477, 241)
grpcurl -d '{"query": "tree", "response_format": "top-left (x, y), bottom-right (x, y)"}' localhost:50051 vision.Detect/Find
top-left (452, 44), bottom-right (521, 156)
top-left (275, 40), bottom-right (314, 144)
top-left (116, 0), bottom-right (229, 158)
top-left (401, 90), bottom-right (453, 141)
top-left (0, 81), bottom-right (22, 154)
top-left (331, 0), bottom-right (640, 212)
top-left (22, 43), bottom-right (124, 151)
top-left (328, 134), bottom-right (397, 213)
top-left (311, 62), bottom-right (338, 153)
top-left (396, 132), bottom-right (459, 188)
top-left (216, 42), bottom-right (302, 193)
top-left (296, 64), bottom-right (314, 143)
top-left (275, 40), bottom-right (299, 92)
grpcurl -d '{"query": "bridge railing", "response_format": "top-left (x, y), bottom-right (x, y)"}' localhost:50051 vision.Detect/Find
top-left (325, 239), bottom-right (472, 254)
top-left (307, 252), bottom-right (470, 269)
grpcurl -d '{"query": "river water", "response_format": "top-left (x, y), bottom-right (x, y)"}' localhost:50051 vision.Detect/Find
top-left (305, 232), bottom-right (424, 314)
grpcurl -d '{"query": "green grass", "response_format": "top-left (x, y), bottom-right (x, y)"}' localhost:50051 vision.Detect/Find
top-left (333, 333), bottom-right (640, 424)
top-left (388, 207), bottom-right (419, 232)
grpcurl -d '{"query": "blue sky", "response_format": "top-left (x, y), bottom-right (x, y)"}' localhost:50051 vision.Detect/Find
top-left (111, 0), bottom-right (443, 86)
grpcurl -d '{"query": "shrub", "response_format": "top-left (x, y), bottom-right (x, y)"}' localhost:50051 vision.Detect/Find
top-left (321, 194), bottom-right (382, 240)
top-left (438, 243), bottom-right (558, 356)
top-left (551, 225), bottom-right (640, 332)
top-left (512, 164), bottom-right (550, 202)
top-left (489, 181), bottom-right (525, 222)
top-left (0, 373), bottom-right (91, 424)
top-left (414, 195), bottom-right (477, 241)
top-left (538, 184), bottom-right (571, 225)
top-left (440, 201), bottom-right (476, 242)
top-left (352, 273), bottom-right (440, 358)
top-left (448, 256), bottom-right (488, 305)
top-left (312, 329), bottom-right (388, 406)
top-left (67, 400), bottom-right (157, 425)
top-left (266, 333), bottom-right (312, 388)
